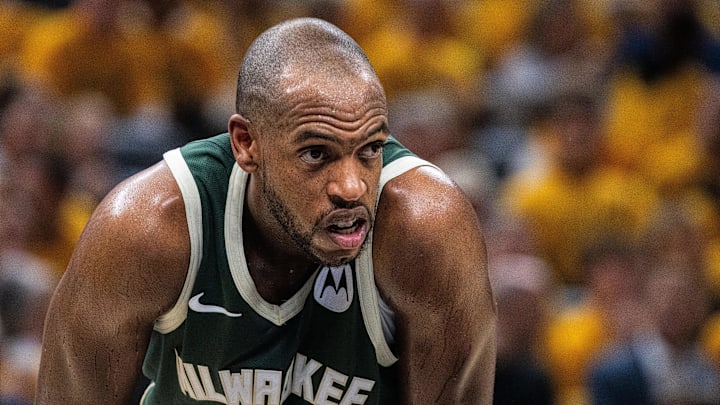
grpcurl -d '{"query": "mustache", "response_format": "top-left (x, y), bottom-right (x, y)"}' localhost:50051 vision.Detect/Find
top-left (328, 195), bottom-right (366, 210)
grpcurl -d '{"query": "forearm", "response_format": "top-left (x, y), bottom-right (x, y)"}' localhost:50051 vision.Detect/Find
top-left (451, 321), bottom-right (497, 405)
top-left (36, 328), bottom-right (147, 404)
top-left (398, 313), bottom-right (497, 405)
top-left (36, 288), bottom-right (150, 404)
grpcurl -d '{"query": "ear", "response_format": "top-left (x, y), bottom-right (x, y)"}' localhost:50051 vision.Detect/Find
top-left (228, 114), bottom-right (259, 172)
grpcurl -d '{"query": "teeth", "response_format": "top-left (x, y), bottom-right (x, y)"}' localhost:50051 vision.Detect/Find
top-left (336, 219), bottom-right (356, 228)
top-left (330, 219), bottom-right (359, 232)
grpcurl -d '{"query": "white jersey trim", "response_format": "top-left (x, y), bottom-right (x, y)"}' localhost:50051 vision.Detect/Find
top-left (379, 155), bottom-right (436, 190)
top-left (153, 148), bottom-right (204, 333)
top-left (139, 382), bottom-right (154, 405)
top-left (358, 155), bottom-right (438, 367)
top-left (225, 164), bottom-right (318, 326)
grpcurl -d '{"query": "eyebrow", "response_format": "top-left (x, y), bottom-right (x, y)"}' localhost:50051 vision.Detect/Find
top-left (294, 123), bottom-right (388, 144)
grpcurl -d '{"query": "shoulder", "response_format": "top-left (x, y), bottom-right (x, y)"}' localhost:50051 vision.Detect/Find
top-left (378, 166), bottom-right (476, 238)
top-left (37, 160), bottom-right (191, 402)
top-left (89, 162), bottom-right (186, 254)
top-left (70, 160), bottom-right (189, 314)
top-left (371, 165), bottom-right (496, 403)
top-left (373, 165), bottom-right (487, 306)
top-left (376, 164), bottom-right (483, 250)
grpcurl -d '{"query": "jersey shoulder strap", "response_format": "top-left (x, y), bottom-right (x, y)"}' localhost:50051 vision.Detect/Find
top-left (381, 135), bottom-right (438, 187)
top-left (357, 136), bottom-right (438, 367)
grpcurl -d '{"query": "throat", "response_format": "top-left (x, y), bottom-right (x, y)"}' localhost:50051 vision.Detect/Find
top-left (249, 260), bottom-right (318, 305)
top-left (244, 240), bottom-right (319, 305)
top-left (242, 202), bottom-right (318, 304)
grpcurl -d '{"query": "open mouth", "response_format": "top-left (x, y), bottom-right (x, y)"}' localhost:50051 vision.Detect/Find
top-left (324, 209), bottom-right (369, 250)
top-left (328, 218), bottom-right (365, 234)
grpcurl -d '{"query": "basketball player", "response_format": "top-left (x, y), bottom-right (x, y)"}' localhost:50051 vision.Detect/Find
top-left (36, 18), bottom-right (496, 404)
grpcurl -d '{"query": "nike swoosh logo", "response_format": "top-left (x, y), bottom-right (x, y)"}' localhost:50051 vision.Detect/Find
top-left (189, 293), bottom-right (242, 318)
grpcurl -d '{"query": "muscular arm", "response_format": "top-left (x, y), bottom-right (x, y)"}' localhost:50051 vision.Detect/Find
top-left (374, 166), bottom-right (497, 404)
top-left (36, 162), bottom-right (189, 404)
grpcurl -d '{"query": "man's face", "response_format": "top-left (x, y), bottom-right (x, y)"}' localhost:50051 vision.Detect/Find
top-left (254, 72), bottom-right (388, 266)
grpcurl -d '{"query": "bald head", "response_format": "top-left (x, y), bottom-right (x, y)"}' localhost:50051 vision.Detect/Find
top-left (236, 18), bottom-right (382, 127)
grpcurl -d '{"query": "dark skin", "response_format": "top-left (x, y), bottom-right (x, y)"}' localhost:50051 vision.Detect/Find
top-left (36, 59), bottom-right (496, 404)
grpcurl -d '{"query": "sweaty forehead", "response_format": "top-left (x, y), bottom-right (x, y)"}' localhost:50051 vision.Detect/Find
top-left (288, 67), bottom-right (382, 101)
top-left (271, 67), bottom-right (387, 120)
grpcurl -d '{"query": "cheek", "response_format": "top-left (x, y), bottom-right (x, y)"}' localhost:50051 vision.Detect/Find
top-left (271, 169), bottom-right (328, 211)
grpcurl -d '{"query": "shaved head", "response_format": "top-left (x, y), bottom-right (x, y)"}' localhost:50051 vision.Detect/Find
top-left (236, 18), bottom-right (382, 129)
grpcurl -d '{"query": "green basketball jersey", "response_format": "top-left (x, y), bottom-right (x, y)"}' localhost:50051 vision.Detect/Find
top-left (140, 133), bottom-right (434, 405)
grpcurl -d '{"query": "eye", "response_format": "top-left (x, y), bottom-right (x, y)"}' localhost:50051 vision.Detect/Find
top-left (299, 147), bottom-right (328, 165)
top-left (358, 141), bottom-right (384, 160)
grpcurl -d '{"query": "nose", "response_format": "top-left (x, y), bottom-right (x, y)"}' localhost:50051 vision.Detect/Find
top-left (326, 159), bottom-right (367, 203)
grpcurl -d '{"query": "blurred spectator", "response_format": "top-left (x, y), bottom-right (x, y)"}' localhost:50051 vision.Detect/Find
top-left (589, 265), bottom-right (720, 405)
top-left (603, 0), bottom-right (720, 194)
top-left (641, 201), bottom-right (707, 279)
top-left (389, 86), bottom-right (498, 222)
top-left (0, 176), bottom-right (58, 404)
top-left (697, 75), bottom-right (720, 188)
top-left (544, 238), bottom-right (645, 405)
top-left (56, 93), bottom-right (117, 203)
top-left (1, 155), bottom-right (81, 276)
top-left (640, 200), bottom-right (720, 306)
top-left (19, 0), bottom-right (226, 136)
top-left (123, 0), bottom-right (227, 137)
top-left (698, 76), bottom-right (720, 300)
top-left (615, 0), bottom-right (720, 81)
top-left (0, 251), bottom-right (56, 405)
top-left (0, 84), bottom-right (86, 276)
top-left (455, 0), bottom-right (535, 66)
top-left (700, 308), bottom-right (720, 374)
top-left (477, 0), bottom-right (611, 180)
top-left (625, 200), bottom-right (720, 392)
top-left (346, 0), bottom-right (484, 102)
top-left (501, 92), bottom-right (658, 284)
top-left (19, 0), bottom-right (148, 115)
top-left (107, 106), bottom-right (187, 184)
top-left (0, 2), bottom-right (45, 78)
top-left (390, 86), bottom-right (472, 163)
top-left (491, 253), bottom-right (555, 405)
top-left (484, 210), bottom-right (539, 262)
top-left (0, 83), bottom-right (56, 175)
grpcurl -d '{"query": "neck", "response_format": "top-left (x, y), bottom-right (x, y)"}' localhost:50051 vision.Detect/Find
top-left (242, 190), bottom-right (318, 305)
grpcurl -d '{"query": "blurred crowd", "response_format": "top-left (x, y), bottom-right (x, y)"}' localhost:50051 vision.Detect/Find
top-left (0, 0), bottom-right (719, 403)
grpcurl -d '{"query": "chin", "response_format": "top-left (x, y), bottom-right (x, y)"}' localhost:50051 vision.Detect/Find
top-left (312, 251), bottom-right (356, 268)
top-left (315, 244), bottom-right (369, 268)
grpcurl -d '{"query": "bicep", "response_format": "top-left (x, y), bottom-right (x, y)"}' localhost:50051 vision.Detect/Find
top-left (36, 163), bottom-right (189, 404)
top-left (374, 167), bottom-right (497, 404)
top-left (38, 219), bottom-right (158, 403)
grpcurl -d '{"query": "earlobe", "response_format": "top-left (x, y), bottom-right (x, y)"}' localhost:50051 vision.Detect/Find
top-left (228, 114), bottom-right (259, 172)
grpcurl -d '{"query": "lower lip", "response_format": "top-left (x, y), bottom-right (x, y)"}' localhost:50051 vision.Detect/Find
top-left (327, 225), bottom-right (367, 250)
